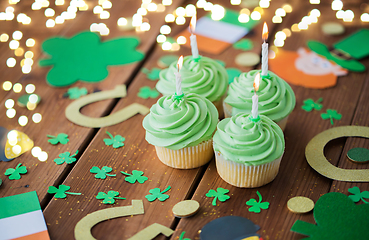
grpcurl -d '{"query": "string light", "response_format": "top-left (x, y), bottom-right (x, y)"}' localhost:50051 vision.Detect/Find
top-left (3, 81), bottom-right (12, 91)
top-left (13, 83), bottom-right (22, 93)
top-left (0, 33), bottom-right (9, 42)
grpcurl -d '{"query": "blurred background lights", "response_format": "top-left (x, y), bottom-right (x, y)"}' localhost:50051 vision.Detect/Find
top-left (25, 84), bottom-right (36, 94)
top-left (361, 13), bottom-right (369, 22)
top-left (5, 99), bottom-right (15, 109)
top-left (6, 108), bottom-right (16, 118)
top-left (160, 25), bottom-right (171, 34)
top-left (25, 51), bottom-right (34, 58)
top-left (99, 11), bottom-right (110, 19)
top-left (24, 58), bottom-right (34, 66)
top-left (196, 0), bottom-right (206, 8)
top-left (298, 22), bottom-right (308, 30)
top-left (3, 81), bottom-right (12, 91)
top-left (250, 11), bottom-right (261, 20)
top-left (9, 40), bottom-right (19, 49)
top-left (93, 6), bottom-right (103, 14)
top-left (211, 4), bottom-right (225, 20)
top-left (12, 30), bottom-right (23, 40)
top-left (32, 113), bottom-right (42, 123)
top-left (240, 8), bottom-right (250, 15)
top-left (32, 2), bottom-right (42, 10)
top-left (165, 14), bottom-right (175, 22)
top-left (13, 83), bottom-right (22, 93)
top-left (175, 16), bottom-right (186, 25)
top-left (275, 8), bottom-right (286, 17)
top-left (7, 58), bottom-right (16, 67)
top-left (185, 4), bottom-right (196, 16)
top-left (231, 0), bottom-right (241, 5)
top-left (137, 8), bottom-right (147, 16)
top-left (282, 4), bottom-right (292, 13)
top-left (272, 16), bottom-right (282, 23)
top-left (331, 0), bottom-right (343, 11)
top-left (22, 65), bottom-right (32, 74)
top-left (309, 0), bottom-right (320, 4)
top-left (31, 146), bottom-right (41, 157)
top-left (175, 7), bottom-right (186, 17)
top-left (117, 17), bottom-right (128, 26)
top-left (0, 33), bottom-right (9, 42)
top-left (204, 2), bottom-right (214, 11)
top-left (26, 38), bottom-right (35, 47)
top-left (275, 31), bottom-right (287, 40)
top-left (156, 34), bottom-right (166, 43)
top-left (336, 10), bottom-right (344, 19)
top-left (274, 38), bottom-right (285, 47)
top-left (14, 48), bottom-right (24, 56)
top-left (259, 0), bottom-right (270, 8)
top-left (162, 41), bottom-right (172, 50)
top-left (177, 36), bottom-right (186, 44)
top-left (162, 0), bottom-right (172, 6)
top-left (310, 9), bottom-right (321, 17)
top-left (38, 151), bottom-right (48, 161)
top-left (343, 10), bottom-right (354, 22)
top-left (147, 3), bottom-right (157, 12)
top-left (238, 13), bottom-right (250, 23)
top-left (44, 8), bottom-right (55, 17)
top-left (6, 7), bottom-right (14, 13)
top-left (141, 22), bottom-right (150, 31)
top-left (55, 16), bottom-right (64, 24)
top-left (282, 28), bottom-right (291, 37)
top-left (12, 145), bottom-right (21, 155)
top-left (5, 12), bottom-right (15, 20)
top-left (102, 1), bottom-right (112, 9)
top-left (46, 19), bottom-right (56, 27)
top-left (18, 115), bottom-right (28, 126)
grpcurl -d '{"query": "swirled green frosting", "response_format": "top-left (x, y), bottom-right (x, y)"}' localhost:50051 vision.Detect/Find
top-left (224, 70), bottom-right (295, 122)
top-left (156, 56), bottom-right (228, 102)
top-left (213, 113), bottom-right (284, 166)
top-left (143, 93), bottom-right (218, 150)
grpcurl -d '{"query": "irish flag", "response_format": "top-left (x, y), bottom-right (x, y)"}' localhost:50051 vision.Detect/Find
top-left (0, 191), bottom-right (50, 240)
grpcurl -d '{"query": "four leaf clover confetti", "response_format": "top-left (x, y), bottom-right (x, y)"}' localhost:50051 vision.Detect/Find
top-left (179, 231), bottom-right (191, 240)
top-left (47, 184), bottom-right (81, 198)
top-left (321, 109), bottom-right (342, 125)
top-left (67, 87), bottom-right (88, 99)
top-left (47, 133), bottom-right (69, 145)
top-left (348, 186), bottom-right (369, 204)
top-left (145, 186), bottom-right (171, 202)
top-left (90, 166), bottom-right (116, 179)
top-left (233, 39), bottom-right (253, 51)
top-left (4, 163), bottom-right (27, 180)
top-left (138, 86), bottom-right (160, 99)
top-left (103, 131), bottom-right (125, 148)
top-left (301, 98), bottom-right (323, 112)
top-left (54, 150), bottom-right (79, 165)
top-left (121, 170), bottom-right (148, 184)
top-left (206, 188), bottom-right (230, 206)
top-left (246, 191), bottom-right (270, 213)
top-left (96, 191), bottom-right (126, 204)
top-left (142, 67), bottom-right (161, 80)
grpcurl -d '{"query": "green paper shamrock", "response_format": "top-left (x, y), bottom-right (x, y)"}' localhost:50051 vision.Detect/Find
top-left (321, 109), bottom-right (342, 125)
top-left (67, 87), bottom-right (88, 99)
top-left (233, 39), bottom-right (253, 51)
top-left (179, 231), bottom-right (191, 240)
top-left (142, 67), bottom-right (161, 80)
top-left (206, 188), bottom-right (230, 206)
top-left (47, 133), bottom-right (69, 145)
top-left (4, 163), bottom-right (27, 180)
top-left (47, 184), bottom-right (81, 198)
top-left (54, 150), bottom-right (79, 165)
top-left (90, 166), bottom-right (116, 179)
top-left (246, 191), bottom-right (269, 213)
top-left (103, 131), bottom-right (125, 148)
top-left (145, 186), bottom-right (171, 202)
top-left (348, 186), bottom-right (369, 204)
top-left (158, 55), bottom-right (178, 67)
top-left (226, 68), bottom-right (242, 84)
top-left (96, 191), bottom-right (126, 204)
top-left (301, 98), bottom-right (323, 112)
top-left (121, 170), bottom-right (148, 184)
top-left (137, 86), bottom-right (160, 99)
top-left (39, 31), bottom-right (144, 87)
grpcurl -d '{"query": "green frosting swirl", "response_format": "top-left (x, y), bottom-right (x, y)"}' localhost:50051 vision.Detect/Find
top-left (224, 70), bottom-right (295, 122)
top-left (156, 56), bottom-right (228, 102)
top-left (143, 93), bottom-right (218, 150)
top-left (213, 113), bottom-right (284, 166)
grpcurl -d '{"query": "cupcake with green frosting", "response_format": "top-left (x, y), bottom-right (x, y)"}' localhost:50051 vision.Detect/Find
top-left (223, 70), bottom-right (295, 130)
top-left (213, 113), bottom-right (285, 187)
top-left (143, 92), bottom-right (218, 169)
top-left (156, 56), bottom-right (228, 117)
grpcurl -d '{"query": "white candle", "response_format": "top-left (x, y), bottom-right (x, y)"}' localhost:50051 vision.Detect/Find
top-left (190, 15), bottom-right (199, 59)
top-left (175, 55), bottom-right (184, 96)
top-left (261, 22), bottom-right (269, 76)
top-left (251, 73), bottom-right (261, 119)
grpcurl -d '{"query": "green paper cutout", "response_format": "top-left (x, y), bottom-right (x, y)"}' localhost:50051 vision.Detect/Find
top-left (47, 133), bottom-right (69, 145)
top-left (206, 188), bottom-right (230, 206)
top-left (179, 231), bottom-right (191, 240)
top-left (48, 184), bottom-right (81, 198)
top-left (145, 186), bottom-right (171, 202)
top-left (54, 150), bottom-right (79, 165)
top-left (291, 192), bottom-right (369, 239)
top-left (158, 55), bottom-right (178, 67)
top-left (138, 86), bottom-right (159, 99)
top-left (226, 68), bottom-right (242, 84)
top-left (347, 148), bottom-right (369, 163)
top-left (67, 87), bottom-right (88, 99)
top-left (348, 186), bottom-right (369, 204)
top-left (90, 166), bottom-right (116, 179)
top-left (246, 191), bottom-right (269, 213)
top-left (333, 29), bottom-right (369, 59)
top-left (121, 170), bottom-right (148, 184)
top-left (302, 98), bottom-right (323, 112)
top-left (215, 59), bottom-right (226, 67)
top-left (233, 39), bottom-right (253, 51)
top-left (321, 109), bottom-right (342, 125)
top-left (142, 67), bottom-right (161, 80)
top-left (39, 31), bottom-right (144, 87)
top-left (4, 163), bottom-right (27, 180)
top-left (0, 178), bottom-right (2, 187)
top-left (103, 131), bottom-right (125, 148)
top-left (17, 94), bottom-right (41, 107)
top-left (96, 191), bottom-right (126, 204)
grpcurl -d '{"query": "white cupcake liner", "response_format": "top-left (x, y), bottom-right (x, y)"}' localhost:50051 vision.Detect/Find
top-left (155, 139), bottom-right (213, 169)
top-left (212, 94), bottom-right (226, 119)
top-left (215, 151), bottom-right (283, 188)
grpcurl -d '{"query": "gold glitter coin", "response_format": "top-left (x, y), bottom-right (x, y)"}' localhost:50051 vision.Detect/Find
top-left (235, 52), bottom-right (260, 67)
top-left (322, 22), bottom-right (345, 35)
top-left (287, 196), bottom-right (314, 214)
top-left (172, 200), bottom-right (200, 218)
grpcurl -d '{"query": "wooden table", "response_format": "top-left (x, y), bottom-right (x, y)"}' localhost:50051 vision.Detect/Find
top-left (0, 0), bottom-right (368, 239)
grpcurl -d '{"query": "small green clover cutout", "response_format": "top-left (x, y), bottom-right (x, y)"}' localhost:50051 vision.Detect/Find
top-left (48, 184), bottom-right (81, 198)
top-left (96, 191), bottom-right (126, 204)
top-left (179, 231), bottom-right (191, 240)
top-left (121, 170), bottom-right (148, 184)
top-left (103, 131), bottom-right (125, 148)
top-left (145, 186), bottom-right (171, 202)
top-left (233, 39), bottom-right (253, 51)
top-left (54, 150), bottom-right (79, 165)
top-left (67, 87), bottom-right (88, 99)
top-left (206, 187), bottom-right (230, 206)
top-left (321, 109), bottom-right (342, 125)
top-left (47, 133), bottom-right (69, 145)
top-left (246, 191), bottom-right (270, 213)
top-left (142, 67), bottom-right (161, 80)
top-left (348, 186), bottom-right (369, 204)
top-left (90, 166), bottom-right (116, 179)
top-left (5, 163), bottom-right (27, 180)
top-left (302, 98), bottom-right (323, 112)
top-left (138, 86), bottom-right (159, 99)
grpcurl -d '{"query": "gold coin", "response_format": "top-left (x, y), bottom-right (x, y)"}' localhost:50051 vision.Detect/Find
top-left (287, 196), bottom-right (314, 214)
top-left (322, 22), bottom-right (345, 35)
top-left (172, 200), bottom-right (200, 218)
top-left (235, 52), bottom-right (260, 67)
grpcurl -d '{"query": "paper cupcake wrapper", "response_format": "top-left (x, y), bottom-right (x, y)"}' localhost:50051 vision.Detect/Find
top-left (215, 151), bottom-right (283, 188)
top-left (155, 139), bottom-right (213, 169)
top-left (212, 94), bottom-right (226, 119)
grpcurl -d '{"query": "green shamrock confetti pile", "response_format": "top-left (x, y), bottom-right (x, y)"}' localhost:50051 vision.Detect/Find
top-left (54, 150), bottom-right (79, 165)
top-left (246, 191), bottom-right (269, 213)
top-left (179, 231), bottom-right (191, 240)
top-left (138, 86), bottom-right (160, 99)
top-left (142, 67), bottom-right (161, 80)
top-left (121, 170), bottom-right (148, 184)
top-left (145, 186), bottom-right (171, 202)
top-left (233, 39), bottom-right (253, 51)
top-left (348, 186), bottom-right (369, 204)
top-left (47, 133), bottom-right (69, 145)
top-left (96, 191), bottom-right (126, 204)
top-left (48, 184), bottom-right (81, 198)
top-left (90, 166), bottom-right (116, 179)
top-left (103, 131), bottom-right (125, 148)
top-left (301, 98), bottom-right (323, 112)
top-left (67, 87), bottom-right (88, 99)
top-left (206, 188), bottom-right (230, 206)
top-left (321, 109), bottom-right (342, 125)
top-left (4, 163), bottom-right (27, 180)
